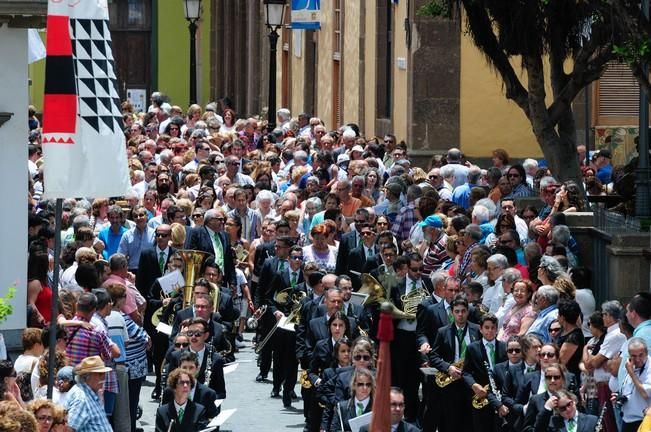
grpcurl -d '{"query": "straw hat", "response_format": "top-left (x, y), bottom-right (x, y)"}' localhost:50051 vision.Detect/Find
top-left (74, 356), bottom-right (112, 375)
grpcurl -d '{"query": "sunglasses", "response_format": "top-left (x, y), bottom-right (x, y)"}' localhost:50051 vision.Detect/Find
top-left (545, 374), bottom-right (562, 381)
top-left (557, 400), bottom-right (573, 412)
top-left (356, 382), bottom-right (372, 388)
top-left (507, 173), bottom-right (520, 178)
top-left (540, 352), bottom-right (556, 358)
top-left (290, 256), bottom-right (304, 261)
top-left (507, 348), bottom-right (521, 354)
top-left (155, 233), bottom-right (170, 238)
top-left (187, 331), bottom-right (204, 337)
top-left (353, 354), bottom-right (371, 361)
top-left (175, 342), bottom-right (190, 348)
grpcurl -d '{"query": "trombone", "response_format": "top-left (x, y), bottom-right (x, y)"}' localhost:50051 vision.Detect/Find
top-left (255, 288), bottom-right (305, 354)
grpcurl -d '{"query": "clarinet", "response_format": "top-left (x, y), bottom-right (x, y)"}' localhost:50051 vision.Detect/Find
top-left (159, 361), bottom-right (169, 405)
top-left (484, 360), bottom-right (508, 427)
top-left (167, 419), bottom-right (175, 432)
top-left (594, 401), bottom-right (609, 432)
top-left (204, 343), bottom-right (213, 387)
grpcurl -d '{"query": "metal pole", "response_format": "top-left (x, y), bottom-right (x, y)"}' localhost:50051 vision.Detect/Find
top-left (267, 28), bottom-right (279, 131)
top-left (46, 198), bottom-right (63, 398)
top-left (637, 0), bottom-right (651, 217)
top-left (189, 20), bottom-right (198, 105)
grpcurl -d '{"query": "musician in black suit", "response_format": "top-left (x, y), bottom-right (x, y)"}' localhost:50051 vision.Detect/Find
top-left (360, 388), bottom-right (422, 432)
top-left (312, 276), bottom-right (367, 331)
top-left (417, 277), bottom-right (461, 357)
top-left (534, 389), bottom-right (598, 432)
top-left (427, 295), bottom-right (481, 432)
top-left (155, 368), bottom-right (208, 432)
top-left (183, 208), bottom-right (236, 287)
top-left (495, 336), bottom-right (527, 430)
top-left (462, 314), bottom-right (508, 432)
top-left (308, 289), bottom-right (358, 352)
top-left (331, 367), bottom-right (374, 432)
top-left (361, 230), bottom-right (397, 274)
top-left (269, 246), bottom-right (306, 406)
top-left (168, 281), bottom-right (233, 355)
top-left (162, 351), bottom-right (220, 419)
top-left (136, 224), bottom-right (176, 300)
top-left (334, 208), bottom-right (369, 277)
top-left (523, 363), bottom-right (570, 430)
top-left (389, 252), bottom-right (432, 422)
top-left (255, 235), bottom-right (293, 382)
top-left (166, 317), bottom-right (226, 400)
top-left (345, 223), bottom-right (377, 290)
top-left (516, 343), bottom-right (579, 408)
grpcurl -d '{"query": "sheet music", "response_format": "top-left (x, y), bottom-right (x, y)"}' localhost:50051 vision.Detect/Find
top-left (348, 411), bottom-right (372, 432)
top-left (349, 292), bottom-right (369, 307)
top-left (155, 323), bottom-right (172, 335)
top-left (157, 269), bottom-right (184, 295)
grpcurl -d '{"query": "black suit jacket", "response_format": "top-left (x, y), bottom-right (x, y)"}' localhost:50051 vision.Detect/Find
top-left (161, 382), bottom-right (219, 419)
top-left (503, 362), bottom-right (528, 413)
top-left (515, 370), bottom-right (579, 406)
top-left (362, 253), bottom-right (383, 274)
top-left (136, 246), bottom-right (176, 299)
top-left (155, 400), bottom-right (207, 432)
top-left (335, 230), bottom-right (360, 276)
top-left (167, 347), bottom-right (226, 399)
top-left (523, 391), bottom-right (549, 429)
top-left (417, 299), bottom-right (451, 349)
top-left (309, 338), bottom-right (335, 385)
top-left (360, 420), bottom-right (421, 432)
top-left (318, 365), bottom-right (355, 407)
top-left (313, 302), bottom-right (368, 332)
top-left (428, 322), bottom-right (481, 371)
top-left (169, 291), bottom-right (238, 340)
top-left (332, 397), bottom-right (372, 432)
top-left (258, 256), bottom-right (283, 306)
top-left (534, 410), bottom-right (598, 432)
top-left (267, 267), bottom-right (305, 315)
top-left (296, 294), bottom-right (325, 367)
top-left (390, 277), bottom-right (434, 311)
top-left (346, 245), bottom-right (375, 290)
top-left (308, 315), bottom-right (358, 354)
top-left (184, 226), bottom-right (236, 286)
top-left (462, 339), bottom-right (508, 410)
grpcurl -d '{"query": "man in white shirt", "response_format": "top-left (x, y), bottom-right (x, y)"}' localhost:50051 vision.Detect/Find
top-left (499, 198), bottom-right (529, 245)
top-left (616, 338), bottom-right (651, 431)
top-left (483, 254), bottom-right (508, 314)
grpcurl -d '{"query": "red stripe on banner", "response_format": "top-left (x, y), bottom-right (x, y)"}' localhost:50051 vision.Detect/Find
top-left (45, 15), bottom-right (72, 56)
top-left (42, 94), bottom-right (77, 137)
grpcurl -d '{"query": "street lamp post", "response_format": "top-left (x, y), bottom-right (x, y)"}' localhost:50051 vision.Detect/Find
top-left (183, 0), bottom-right (202, 105)
top-left (264, 0), bottom-right (285, 131)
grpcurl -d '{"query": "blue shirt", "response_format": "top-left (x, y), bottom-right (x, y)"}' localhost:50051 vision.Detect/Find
top-left (65, 382), bottom-right (113, 432)
top-left (117, 226), bottom-right (155, 269)
top-left (526, 304), bottom-right (559, 343)
top-left (98, 225), bottom-right (127, 259)
top-left (452, 183), bottom-right (477, 209)
top-left (597, 164), bottom-right (613, 184)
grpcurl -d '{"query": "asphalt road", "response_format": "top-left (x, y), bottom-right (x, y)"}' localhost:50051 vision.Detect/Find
top-left (136, 333), bottom-right (305, 432)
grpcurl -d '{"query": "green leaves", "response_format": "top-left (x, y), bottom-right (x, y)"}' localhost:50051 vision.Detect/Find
top-left (613, 36), bottom-right (651, 66)
top-left (416, 0), bottom-right (451, 18)
top-left (0, 285), bottom-right (16, 324)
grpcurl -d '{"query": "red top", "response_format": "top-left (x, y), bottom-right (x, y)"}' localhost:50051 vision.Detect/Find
top-left (34, 284), bottom-right (52, 324)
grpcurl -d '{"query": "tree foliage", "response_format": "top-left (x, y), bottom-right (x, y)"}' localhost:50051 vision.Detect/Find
top-left (420, 0), bottom-right (651, 184)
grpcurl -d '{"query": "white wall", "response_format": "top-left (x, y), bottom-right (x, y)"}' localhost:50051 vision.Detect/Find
top-left (0, 25), bottom-right (28, 333)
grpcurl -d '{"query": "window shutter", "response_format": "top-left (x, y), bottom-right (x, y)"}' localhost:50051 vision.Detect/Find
top-left (595, 61), bottom-right (640, 125)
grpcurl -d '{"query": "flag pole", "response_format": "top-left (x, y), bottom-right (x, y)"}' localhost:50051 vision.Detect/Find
top-left (46, 198), bottom-right (63, 398)
top-left (369, 302), bottom-right (394, 431)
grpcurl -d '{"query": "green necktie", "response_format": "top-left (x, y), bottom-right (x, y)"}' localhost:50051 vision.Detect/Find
top-left (487, 342), bottom-right (496, 368)
top-left (567, 419), bottom-right (576, 432)
top-left (213, 233), bottom-right (224, 270)
top-left (410, 280), bottom-right (417, 293)
top-left (278, 260), bottom-right (286, 272)
top-left (178, 407), bottom-right (184, 423)
top-left (356, 402), bottom-right (364, 416)
top-left (291, 271), bottom-right (298, 287)
top-left (526, 365), bottom-right (536, 373)
top-left (158, 251), bottom-right (166, 273)
top-left (457, 328), bottom-right (467, 359)
top-left (447, 306), bottom-right (454, 324)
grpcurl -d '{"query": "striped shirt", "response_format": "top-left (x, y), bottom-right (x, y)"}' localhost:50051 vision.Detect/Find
top-left (65, 316), bottom-right (118, 393)
top-left (123, 312), bottom-right (149, 379)
top-left (65, 382), bottom-right (113, 432)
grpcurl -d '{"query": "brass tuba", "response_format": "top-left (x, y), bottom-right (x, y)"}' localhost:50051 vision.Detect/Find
top-left (358, 273), bottom-right (421, 320)
top-left (434, 359), bottom-right (465, 387)
top-left (178, 249), bottom-right (211, 308)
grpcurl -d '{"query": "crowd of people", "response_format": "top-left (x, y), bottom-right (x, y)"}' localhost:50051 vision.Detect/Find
top-left (2, 94), bottom-right (648, 432)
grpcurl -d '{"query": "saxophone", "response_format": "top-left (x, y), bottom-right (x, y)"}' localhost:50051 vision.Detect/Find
top-left (472, 360), bottom-right (499, 409)
top-left (434, 359), bottom-right (465, 387)
top-left (595, 401), bottom-right (608, 432)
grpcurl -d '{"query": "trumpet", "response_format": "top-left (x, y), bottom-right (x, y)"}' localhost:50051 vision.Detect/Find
top-left (247, 305), bottom-right (267, 330)
top-left (435, 359), bottom-right (464, 387)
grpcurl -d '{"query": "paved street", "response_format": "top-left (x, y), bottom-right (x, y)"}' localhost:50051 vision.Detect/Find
top-left (136, 333), bottom-right (305, 431)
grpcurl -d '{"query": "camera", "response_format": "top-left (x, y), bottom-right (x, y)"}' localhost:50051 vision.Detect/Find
top-left (614, 394), bottom-right (628, 407)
